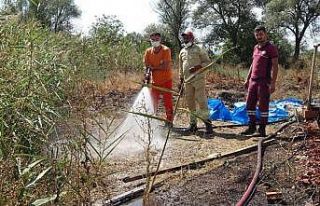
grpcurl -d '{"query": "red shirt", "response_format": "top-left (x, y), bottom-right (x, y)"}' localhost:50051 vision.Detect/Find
top-left (251, 42), bottom-right (278, 82)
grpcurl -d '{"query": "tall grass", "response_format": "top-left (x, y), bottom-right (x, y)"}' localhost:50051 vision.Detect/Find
top-left (0, 17), bottom-right (146, 205)
top-left (0, 19), bottom-right (79, 205)
top-left (0, 21), bottom-right (74, 157)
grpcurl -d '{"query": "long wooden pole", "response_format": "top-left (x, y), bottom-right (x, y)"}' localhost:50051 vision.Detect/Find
top-left (307, 44), bottom-right (320, 109)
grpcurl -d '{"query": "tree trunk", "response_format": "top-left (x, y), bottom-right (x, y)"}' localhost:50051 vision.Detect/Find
top-left (292, 38), bottom-right (301, 63)
top-left (175, 35), bottom-right (182, 51)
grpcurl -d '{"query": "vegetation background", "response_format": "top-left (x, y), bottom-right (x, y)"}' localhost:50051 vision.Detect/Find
top-left (0, 0), bottom-right (319, 205)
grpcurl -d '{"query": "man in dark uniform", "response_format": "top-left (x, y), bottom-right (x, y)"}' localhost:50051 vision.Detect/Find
top-left (241, 25), bottom-right (279, 137)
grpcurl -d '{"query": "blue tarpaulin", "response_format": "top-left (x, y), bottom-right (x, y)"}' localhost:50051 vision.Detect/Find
top-left (208, 98), bottom-right (303, 125)
top-left (208, 99), bottom-right (232, 121)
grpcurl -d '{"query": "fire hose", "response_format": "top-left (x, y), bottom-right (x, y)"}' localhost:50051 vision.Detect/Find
top-left (236, 119), bottom-right (296, 206)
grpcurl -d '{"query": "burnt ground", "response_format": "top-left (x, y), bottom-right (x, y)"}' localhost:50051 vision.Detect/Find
top-left (151, 131), bottom-right (320, 206)
top-left (87, 70), bottom-right (320, 205)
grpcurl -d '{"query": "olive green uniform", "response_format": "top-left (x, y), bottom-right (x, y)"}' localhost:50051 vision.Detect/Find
top-left (178, 44), bottom-right (211, 125)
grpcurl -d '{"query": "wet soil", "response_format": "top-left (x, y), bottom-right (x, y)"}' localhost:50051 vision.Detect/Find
top-left (101, 122), bottom-right (320, 206)
top-left (89, 70), bottom-right (320, 205)
top-left (152, 139), bottom-right (317, 205)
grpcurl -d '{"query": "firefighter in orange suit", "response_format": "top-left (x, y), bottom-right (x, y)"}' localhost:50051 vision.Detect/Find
top-left (143, 32), bottom-right (173, 127)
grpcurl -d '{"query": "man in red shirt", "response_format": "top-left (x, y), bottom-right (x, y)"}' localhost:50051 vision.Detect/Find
top-left (143, 32), bottom-right (173, 127)
top-left (241, 25), bottom-right (279, 137)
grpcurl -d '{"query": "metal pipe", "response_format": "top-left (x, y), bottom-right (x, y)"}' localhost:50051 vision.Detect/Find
top-left (122, 139), bottom-right (276, 183)
top-left (122, 120), bottom-right (295, 183)
top-left (307, 44), bottom-right (320, 109)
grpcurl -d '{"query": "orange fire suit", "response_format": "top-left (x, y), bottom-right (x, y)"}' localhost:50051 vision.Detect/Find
top-left (143, 45), bottom-right (173, 122)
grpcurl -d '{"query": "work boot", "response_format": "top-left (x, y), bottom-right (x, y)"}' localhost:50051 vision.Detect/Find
top-left (258, 125), bottom-right (266, 137)
top-left (240, 124), bottom-right (256, 136)
top-left (205, 119), bottom-right (214, 135)
top-left (183, 123), bottom-right (198, 134)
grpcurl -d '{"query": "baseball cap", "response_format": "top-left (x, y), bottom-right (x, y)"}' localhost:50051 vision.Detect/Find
top-left (181, 29), bottom-right (194, 38)
top-left (149, 32), bottom-right (161, 37)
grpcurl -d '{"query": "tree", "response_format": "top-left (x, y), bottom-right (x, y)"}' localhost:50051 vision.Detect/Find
top-left (265, 0), bottom-right (320, 60)
top-left (0, 0), bottom-right (18, 14)
top-left (155, 0), bottom-right (189, 53)
top-left (125, 32), bottom-right (149, 54)
top-left (90, 15), bottom-right (125, 45)
top-left (45, 0), bottom-right (81, 32)
top-left (268, 29), bottom-right (294, 67)
top-left (193, 0), bottom-right (260, 64)
top-left (143, 23), bottom-right (174, 50)
top-left (1, 0), bottom-right (80, 32)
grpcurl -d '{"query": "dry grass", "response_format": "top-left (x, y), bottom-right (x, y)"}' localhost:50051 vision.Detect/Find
top-left (71, 62), bottom-right (319, 122)
top-left (70, 71), bottom-right (143, 112)
top-left (102, 71), bottom-right (143, 93)
top-left (78, 71), bottom-right (142, 96)
top-left (273, 67), bottom-right (312, 100)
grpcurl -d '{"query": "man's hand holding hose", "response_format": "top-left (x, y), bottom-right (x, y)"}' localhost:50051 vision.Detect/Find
top-left (178, 64), bottom-right (202, 94)
top-left (189, 64), bottom-right (202, 73)
top-left (144, 66), bottom-right (152, 84)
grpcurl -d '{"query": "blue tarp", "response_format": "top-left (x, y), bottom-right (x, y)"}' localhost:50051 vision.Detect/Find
top-left (208, 98), bottom-right (303, 125)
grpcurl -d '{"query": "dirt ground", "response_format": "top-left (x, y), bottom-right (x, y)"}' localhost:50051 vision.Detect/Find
top-left (89, 70), bottom-right (320, 205)
top-left (100, 121), bottom-right (320, 206)
top-left (152, 128), bottom-right (320, 206)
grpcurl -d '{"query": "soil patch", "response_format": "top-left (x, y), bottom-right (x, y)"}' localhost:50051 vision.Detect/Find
top-left (151, 131), bottom-right (320, 205)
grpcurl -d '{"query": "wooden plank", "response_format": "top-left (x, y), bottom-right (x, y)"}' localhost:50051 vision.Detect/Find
top-left (103, 182), bottom-right (162, 206)
top-left (122, 120), bottom-right (295, 183)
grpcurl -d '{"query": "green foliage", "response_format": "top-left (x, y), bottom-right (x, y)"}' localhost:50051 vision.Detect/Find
top-left (193, 0), bottom-right (260, 65)
top-left (126, 31), bottom-right (150, 54)
top-left (0, 20), bottom-right (76, 158)
top-left (0, 16), bottom-right (150, 203)
top-left (219, 30), bottom-right (293, 67)
top-left (265, 0), bottom-right (320, 59)
top-left (43, 0), bottom-right (81, 32)
top-left (268, 30), bottom-right (294, 67)
top-left (0, 19), bottom-right (81, 204)
top-left (90, 15), bottom-right (125, 44)
top-left (84, 15), bottom-right (146, 76)
top-left (0, 17), bottom-right (145, 152)
top-left (1, 0), bottom-right (81, 32)
top-left (156, 0), bottom-right (189, 53)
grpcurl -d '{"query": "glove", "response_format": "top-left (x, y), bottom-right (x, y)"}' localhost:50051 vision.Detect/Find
top-left (189, 65), bottom-right (202, 73)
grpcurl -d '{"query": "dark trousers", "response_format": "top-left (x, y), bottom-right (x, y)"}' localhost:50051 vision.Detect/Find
top-left (246, 80), bottom-right (270, 125)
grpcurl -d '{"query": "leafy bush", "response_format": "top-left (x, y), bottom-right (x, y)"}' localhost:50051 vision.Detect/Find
top-left (0, 20), bottom-right (76, 157)
top-left (0, 15), bottom-right (151, 204)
